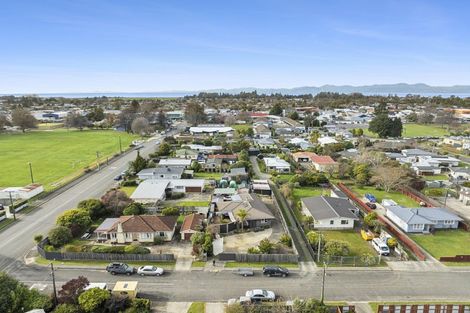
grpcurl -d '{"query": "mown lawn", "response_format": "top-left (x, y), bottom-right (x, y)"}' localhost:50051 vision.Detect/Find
top-left (292, 187), bottom-right (327, 203)
top-left (410, 230), bottom-right (470, 260)
top-left (364, 123), bottom-right (449, 138)
top-left (176, 201), bottom-right (211, 207)
top-left (232, 124), bottom-right (252, 132)
top-left (193, 172), bottom-right (224, 180)
top-left (35, 257), bottom-right (176, 269)
top-left (0, 129), bottom-right (136, 190)
top-left (350, 185), bottom-right (419, 208)
top-left (224, 262), bottom-right (299, 268)
top-left (120, 186), bottom-right (137, 197)
top-left (323, 230), bottom-right (376, 256)
top-left (421, 174), bottom-right (449, 181)
top-left (187, 302), bottom-right (205, 313)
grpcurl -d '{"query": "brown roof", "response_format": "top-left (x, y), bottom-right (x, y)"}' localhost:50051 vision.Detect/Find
top-left (110, 215), bottom-right (177, 232)
top-left (293, 151), bottom-right (336, 165)
top-left (208, 154), bottom-right (237, 159)
top-left (181, 214), bottom-right (204, 233)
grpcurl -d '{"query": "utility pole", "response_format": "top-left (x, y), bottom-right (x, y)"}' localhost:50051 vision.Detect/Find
top-left (96, 151), bottom-right (100, 171)
top-left (8, 191), bottom-right (16, 220)
top-left (320, 262), bottom-right (327, 304)
top-left (317, 233), bottom-right (321, 263)
top-left (28, 162), bottom-right (34, 184)
top-left (119, 136), bottom-right (123, 154)
top-left (51, 263), bottom-right (58, 306)
top-left (444, 188), bottom-right (449, 208)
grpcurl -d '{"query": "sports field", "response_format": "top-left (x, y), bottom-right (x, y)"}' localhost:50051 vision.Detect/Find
top-left (0, 129), bottom-right (136, 190)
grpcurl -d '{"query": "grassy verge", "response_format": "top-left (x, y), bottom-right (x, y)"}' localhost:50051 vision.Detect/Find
top-left (224, 262), bottom-right (299, 269)
top-left (191, 261), bottom-right (206, 268)
top-left (421, 174), bottom-right (448, 181)
top-left (187, 302), bottom-right (205, 313)
top-left (364, 123), bottom-right (450, 138)
top-left (35, 257), bottom-right (176, 269)
top-left (0, 218), bottom-right (17, 232)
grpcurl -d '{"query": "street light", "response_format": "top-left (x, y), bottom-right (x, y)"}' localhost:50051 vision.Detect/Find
top-left (50, 262), bottom-right (58, 306)
top-left (28, 162), bottom-right (34, 184)
top-left (320, 262), bottom-right (327, 304)
top-left (8, 191), bottom-right (16, 220)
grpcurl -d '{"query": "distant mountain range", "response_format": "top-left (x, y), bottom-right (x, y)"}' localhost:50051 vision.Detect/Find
top-left (200, 83), bottom-right (470, 96)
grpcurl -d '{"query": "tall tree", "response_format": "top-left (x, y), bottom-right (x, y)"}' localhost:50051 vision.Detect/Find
top-left (101, 189), bottom-right (132, 217)
top-left (129, 151), bottom-right (149, 173)
top-left (184, 103), bottom-right (206, 126)
top-left (131, 117), bottom-right (150, 136)
top-left (269, 102), bottom-right (283, 116)
top-left (58, 276), bottom-right (90, 304)
top-left (0, 114), bottom-right (10, 130)
top-left (11, 107), bottom-right (37, 132)
top-left (65, 112), bottom-right (90, 130)
top-left (156, 110), bottom-right (167, 130)
top-left (236, 209), bottom-right (249, 232)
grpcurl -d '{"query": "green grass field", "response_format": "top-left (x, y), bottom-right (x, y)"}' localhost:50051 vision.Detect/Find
top-left (292, 187), bottom-right (328, 203)
top-left (0, 130), bottom-right (136, 190)
top-left (193, 172), bottom-right (224, 180)
top-left (364, 123), bottom-right (450, 138)
top-left (323, 230), bottom-right (376, 256)
top-left (410, 230), bottom-right (470, 260)
top-left (224, 262), bottom-right (299, 268)
top-left (187, 302), bottom-right (205, 313)
top-left (350, 185), bottom-right (419, 208)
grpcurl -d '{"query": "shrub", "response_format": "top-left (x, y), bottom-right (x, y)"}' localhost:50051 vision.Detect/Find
top-left (387, 237), bottom-right (398, 249)
top-left (324, 240), bottom-right (350, 257)
top-left (78, 288), bottom-right (110, 313)
top-left (424, 188), bottom-right (445, 197)
top-left (44, 245), bottom-right (56, 252)
top-left (364, 212), bottom-right (378, 227)
top-left (56, 209), bottom-right (92, 237)
top-left (123, 203), bottom-right (145, 215)
top-left (63, 244), bottom-right (83, 253)
top-left (53, 304), bottom-right (83, 313)
top-left (168, 192), bottom-right (185, 200)
top-left (48, 226), bottom-right (73, 248)
top-left (90, 246), bottom-right (125, 254)
top-left (124, 244), bottom-right (150, 254)
top-left (34, 234), bottom-right (43, 244)
top-left (153, 237), bottom-right (164, 245)
top-left (124, 298), bottom-right (151, 313)
top-left (258, 238), bottom-right (274, 254)
top-left (247, 247), bottom-right (260, 254)
top-left (162, 207), bottom-right (180, 216)
top-left (360, 253), bottom-right (377, 266)
top-left (77, 199), bottom-right (106, 220)
top-left (279, 233), bottom-right (292, 247)
top-left (121, 180), bottom-right (138, 187)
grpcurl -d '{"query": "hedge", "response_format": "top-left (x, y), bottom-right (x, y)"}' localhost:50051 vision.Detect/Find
top-left (88, 245), bottom-right (150, 254)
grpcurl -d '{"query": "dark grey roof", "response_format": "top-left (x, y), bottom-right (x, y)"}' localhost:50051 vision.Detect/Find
top-left (452, 167), bottom-right (470, 174)
top-left (331, 189), bottom-right (348, 199)
top-left (301, 196), bottom-right (358, 220)
top-left (230, 168), bottom-right (247, 175)
top-left (138, 166), bottom-right (184, 176)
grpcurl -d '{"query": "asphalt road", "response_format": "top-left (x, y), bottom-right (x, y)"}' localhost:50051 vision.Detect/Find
top-left (9, 264), bottom-right (470, 302)
top-left (0, 133), bottom-right (163, 273)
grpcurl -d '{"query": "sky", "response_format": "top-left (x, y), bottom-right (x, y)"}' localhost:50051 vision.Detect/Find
top-left (1, 0), bottom-right (470, 93)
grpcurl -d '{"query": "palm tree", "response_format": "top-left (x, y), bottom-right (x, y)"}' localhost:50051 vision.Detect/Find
top-left (236, 209), bottom-right (249, 232)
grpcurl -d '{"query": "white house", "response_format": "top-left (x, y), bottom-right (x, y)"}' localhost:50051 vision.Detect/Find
top-left (130, 181), bottom-right (168, 203)
top-left (263, 157), bottom-right (291, 173)
top-left (301, 196), bottom-right (359, 230)
top-left (317, 136), bottom-right (339, 146)
top-left (189, 125), bottom-right (234, 136)
top-left (0, 184), bottom-right (44, 202)
top-left (137, 167), bottom-right (184, 180)
top-left (158, 158), bottom-right (192, 168)
top-left (449, 167), bottom-right (470, 180)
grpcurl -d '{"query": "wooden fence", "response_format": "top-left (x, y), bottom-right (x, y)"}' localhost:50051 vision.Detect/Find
top-left (37, 239), bottom-right (174, 262)
top-left (439, 255), bottom-right (470, 262)
top-left (336, 183), bottom-right (427, 261)
top-left (377, 304), bottom-right (470, 313)
top-left (218, 252), bottom-right (298, 263)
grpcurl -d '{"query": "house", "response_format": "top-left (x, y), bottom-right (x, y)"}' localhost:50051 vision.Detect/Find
top-left (189, 125), bottom-right (234, 136)
top-left (292, 151), bottom-right (317, 163)
top-left (385, 205), bottom-right (463, 233)
top-left (229, 167), bottom-right (248, 181)
top-left (166, 110), bottom-right (184, 121)
top-left (301, 196), bottom-right (359, 230)
top-left (449, 167), bottom-right (470, 180)
top-left (252, 179), bottom-right (272, 196)
top-left (164, 179), bottom-right (205, 193)
top-left (175, 148), bottom-right (199, 160)
top-left (317, 136), bottom-right (338, 146)
top-left (137, 166), bottom-right (184, 180)
top-left (95, 215), bottom-right (178, 243)
top-left (180, 214), bottom-right (205, 240)
top-left (459, 187), bottom-right (470, 205)
top-left (0, 184), bottom-right (44, 204)
top-left (254, 138), bottom-right (276, 149)
top-left (254, 124), bottom-right (271, 139)
top-left (201, 158), bottom-right (223, 172)
top-left (158, 158), bottom-right (192, 168)
top-left (186, 144), bottom-right (223, 153)
top-left (292, 151), bottom-right (337, 172)
top-left (263, 157), bottom-right (291, 173)
top-left (289, 137), bottom-right (313, 149)
top-left (214, 192), bottom-right (276, 229)
top-left (130, 181), bottom-right (168, 203)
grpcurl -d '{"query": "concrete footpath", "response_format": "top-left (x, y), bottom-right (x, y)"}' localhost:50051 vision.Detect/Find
top-left (155, 302), bottom-right (224, 313)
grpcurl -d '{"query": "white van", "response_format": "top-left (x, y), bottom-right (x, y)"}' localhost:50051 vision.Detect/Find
top-left (372, 238), bottom-right (390, 256)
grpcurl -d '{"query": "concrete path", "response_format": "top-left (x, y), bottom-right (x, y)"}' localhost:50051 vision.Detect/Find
top-left (299, 261), bottom-right (317, 272)
top-left (206, 302), bottom-right (225, 313)
top-left (351, 302), bottom-right (374, 313)
top-left (387, 261), bottom-right (449, 272)
top-left (160, 302), bottom-right (191, 313)
top-left (175, 257), bottom-right (193, 271)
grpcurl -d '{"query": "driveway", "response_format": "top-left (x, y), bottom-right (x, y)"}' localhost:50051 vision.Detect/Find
top-left (250, 156), bottom-right (269, 179)
top-left (436, 197), bottom-right (470, 221)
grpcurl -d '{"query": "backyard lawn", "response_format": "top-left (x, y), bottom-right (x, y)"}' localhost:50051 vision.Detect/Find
top-left (292, 187), bottom-right (328, 203)
top-left (410, 230), bottom-right (470, 260)
top-left (323, 230), bottom-right (376, 256)
top-left (120, 186), bottom-right (137, 197)
top-left (364, 123), bottom-right (450, 138)
top-left (350, 185), bottom-right (419, 208)
top-left (0, 129), bottom-right (136, 190)
top-left (422, 174), bottom-right (449, 181)
top-left (193, 172), bottom-right (224, 180)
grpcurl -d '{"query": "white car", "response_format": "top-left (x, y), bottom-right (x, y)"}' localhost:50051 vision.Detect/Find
top-left (245, 289), bottom-right (276, 302)
top-left (137, 266), bottom-right (164, 276)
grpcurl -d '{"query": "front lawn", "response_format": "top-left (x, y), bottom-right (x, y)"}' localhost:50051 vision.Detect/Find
top-left (120, 186), bottom-right (137, 197)
top-left (0, 129), bottom-right (137, 190)
top-left (191, 261), bottom-right (206, 268)
top-left (410, 230), bottom-right (470, 261)
top-left (421, 174), bottom-right (448, 181)
top-left (35, 257), bottom-right (176, 269)
top-left (187, 302), bottom-right (205, 313)
top-left (193, 172), bottom-right (224, 180)
top-left (322, 230), bottom-right (376, 257)
top-left (176, 201), bottom-right (211, 207)
top-left (224, 262), bottom-right (299, 268)
top-left (350, 185), bottom-right (419, 208)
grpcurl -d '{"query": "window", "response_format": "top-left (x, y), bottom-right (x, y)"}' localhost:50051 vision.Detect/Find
top-left (330, 220), bottom-right (334, 225)
top-left (159, 232), bottom-right (165, 237)
top-left (341, 220), bottom-right (349, 225)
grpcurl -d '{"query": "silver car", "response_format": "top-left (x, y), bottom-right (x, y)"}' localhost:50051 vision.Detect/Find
top-left (137, 265), bottom-right (164, 276)
top-left (245, 289), bottom-right (276, 302)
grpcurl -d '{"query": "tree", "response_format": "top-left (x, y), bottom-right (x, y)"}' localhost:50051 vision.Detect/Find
top-left (131, 117), bottom-right (150, 136)
top-left (0, 113), bottom-right (11, 130)
top-left (86, 107), bottom-right (105, 122)
top-left (309, 130), bottom-right (320, 143)
top-left (406, 112), bottom-right (418, 123)
top-left (279, 233), bottom-right (292, 247)
top-left (0, 273), bottom-right (52, 313)
top-left (34, 234), bottom-right (43, 244)
top-left (306, 231), bottom-right (325, 250)
top-left (53, 303), bottom-right (83, 313)
top-left (101, 189), bottom-right (132, 217)
top-left (417, 112), bottom-right (434, 124)
top-left (303, 215), bottom-right (314, 229)
top-left (185, 103), bottom-right (206, 126)
top-left (352, 163), bottom-right (371, 185)
top-left (77, 199), bottom-right (106, 220)
top-left (56, 209), bottom-right (92, 237)
top-left (364, 212), bottom-right (378, 227)
top-left (48, 226), bottom-right (73, 247)
top-left (258, 238), bottom-right (274, 254)
top-left (157, 142), bottom-right (172, 156)
top-left (124, 298), bottom-right (151, 313)
top-left (58, 276), bottom-right (90, 304)
top-left (360, 253), bottom-right (377, 266)
top-left (78, 288), bottom-right (110, 313)
top-left (123, 203), bottom-right (145, 215)
top-left (387, 237), bottom-right (398, 249)
top-left (371, 165), bottom-right (410, 192)
top-left (280, 183), bottom-right (293, 199)
top-left (324, 240), bottom-right (350, 256)
top-left (117, 108), bottom-right (137, 132)
top-left (65, 112), bottom-right (90, 130)
top-left (128, 151), bottom-right (148, 174)
top-left (435, 110), bottom-right (456, 128)
top-left (269, 103), bottom-right (283, 116)
top-left (236, 209), bottom-right (249, 232)
top-left (156, 110), bottom-right (167, 130)
top-left (288, 111), bottom-right (299, 120)
top-left (161, 207), bottom-right (180, 216)
top-left (303, 114), bottom-right (319, 130)
top-left (11, 107), bottom-right (38, 132)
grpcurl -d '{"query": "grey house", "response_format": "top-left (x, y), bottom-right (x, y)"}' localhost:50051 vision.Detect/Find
top-left (137, 166), bottom-right (184, 180)
top-left (301, 196), bottom-right (359, 230)
top-left (385, 205), bottom-right (463, 233)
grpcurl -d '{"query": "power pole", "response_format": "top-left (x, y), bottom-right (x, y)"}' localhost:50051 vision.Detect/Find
top-left (317, 233), bottom-right (321, 263)
top-left (96, 151), bottom-right (100, 170)
top-left (8, 191), bottom-right (16, 220)
top-left (51, 262), bottom-right (58, 306)
top-left (320, 262), bottom-right (327, 304)
top-left (119, 136), bottom-right (123, 153)
top-left (28, 162), bottom-right (34, 184)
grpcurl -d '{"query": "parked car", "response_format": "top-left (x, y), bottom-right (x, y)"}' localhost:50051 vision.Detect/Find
top-left (245, 289), bottom-right (276, 302)
top-left (365, 202), bottom-right (377, 210)
top-left (106, 263), bottom-right (136, 275)
top-left (372, 238), bottom-right (390, 256)
top-left (234, 268), bottom-right (254, 277)
top-left (361, 229), bottom-right (374, 241)
top-left (113, 175), bottom-right (122, 181)
top-left (137, 265), bottom-right (164, 276)
top-left (365, 193), bottom-right (377, 203)
top-left (262, 266), bottom-right (289, 277)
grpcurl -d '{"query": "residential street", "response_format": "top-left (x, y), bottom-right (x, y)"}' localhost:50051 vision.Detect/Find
top-left (9, 263), bottom-right (470, 302)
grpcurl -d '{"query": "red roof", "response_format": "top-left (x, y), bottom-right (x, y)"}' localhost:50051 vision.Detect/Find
top-left (250, 112), bottom-right (269, 117)
top-left (311, 155), bottom-right (336, 164)
top-left (181, 214), bottom-right (204, 233)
